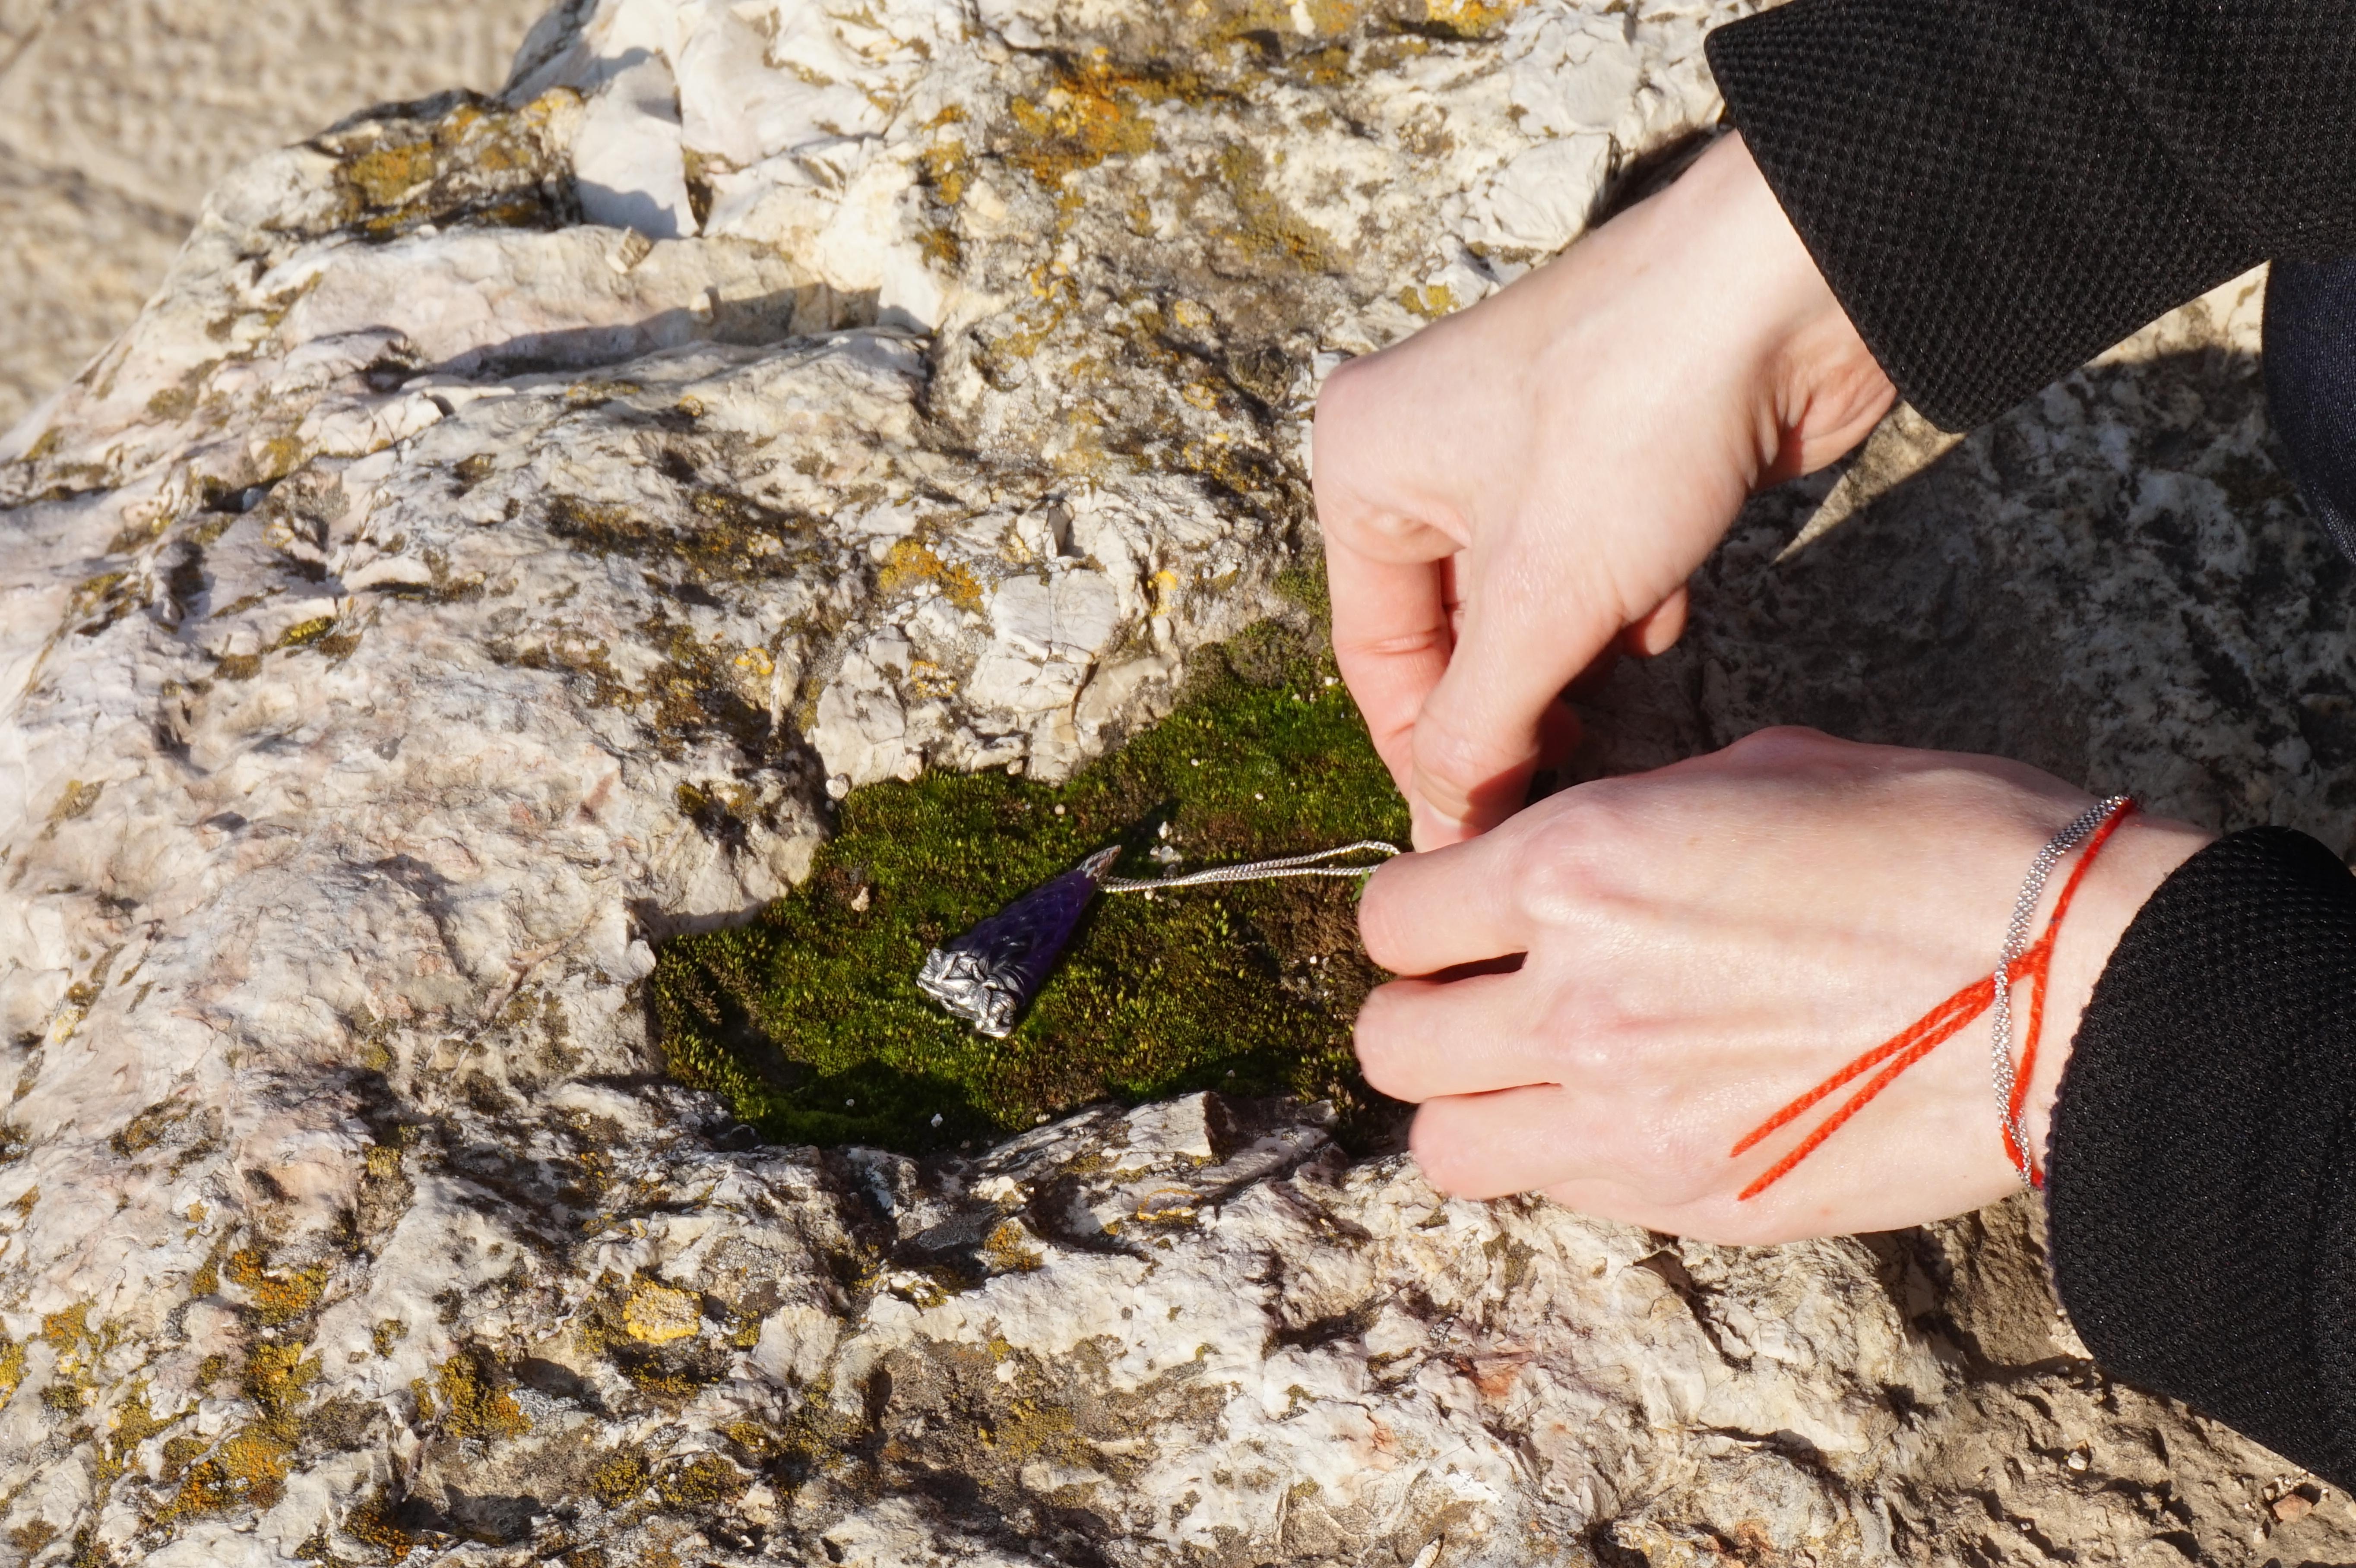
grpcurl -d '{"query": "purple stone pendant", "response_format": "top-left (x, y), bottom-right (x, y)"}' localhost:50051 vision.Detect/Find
top-left (918, 847), bottom-right (1119, 1037)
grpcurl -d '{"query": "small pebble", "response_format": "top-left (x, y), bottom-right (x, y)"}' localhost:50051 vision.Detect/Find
top-left (1053, 803), bottom-right (1065, 815)
top-left (2064, 1451), bottom-right (2088, 1473)
top-left (1157, 822), bottom-right (1170, 838)
top-left (1254, 792), bottom-right (1263, 800)
top-left (1034, 1113), bottom-right (1049, 1125)
top-left (2275, 1493), bottom-right (2315, 1523)
top-left (930, 1113), bottom-right (944, 1128)
top-left (845, 1098), bottom-right (856, 1107)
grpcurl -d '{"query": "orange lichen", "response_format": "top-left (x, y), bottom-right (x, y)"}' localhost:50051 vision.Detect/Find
top-left (433, 1348), bottom-right (529, 1441)
top-left (1002, 60), bottom-right (1186, 185)
top-left (224, 1249), bottom-right (329, 1328)
top-left (875, 539), bottom-right (984, 611)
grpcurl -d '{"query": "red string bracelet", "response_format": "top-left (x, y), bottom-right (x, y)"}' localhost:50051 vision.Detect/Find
top-left (1731, 797), bottom-right (2137, 1201)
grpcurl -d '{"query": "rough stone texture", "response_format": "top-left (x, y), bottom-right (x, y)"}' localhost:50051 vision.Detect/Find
top-left (0, 0), bottom-right (552, 431)
top-left (1, 0), bottom-right (2352, 1564)
top-left (1590, 272), bottom-right (2356, 844)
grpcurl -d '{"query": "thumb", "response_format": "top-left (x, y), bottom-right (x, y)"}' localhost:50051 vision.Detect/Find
top-left (1408, 560), bottom-right (1618, 845)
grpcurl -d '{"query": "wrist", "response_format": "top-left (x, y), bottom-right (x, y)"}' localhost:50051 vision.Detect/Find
top-left (2022, 811), bottom-right (2215, 1161)
top-left (1656, 133), bottom-right (1895, 482)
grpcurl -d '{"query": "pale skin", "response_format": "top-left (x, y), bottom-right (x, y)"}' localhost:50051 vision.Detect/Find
top-left (1316, 135), bottom-right (2213, 1243)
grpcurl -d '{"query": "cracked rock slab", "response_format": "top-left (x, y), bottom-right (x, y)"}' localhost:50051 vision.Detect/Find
top-left (0, 0), bottom-right (2350, 1562)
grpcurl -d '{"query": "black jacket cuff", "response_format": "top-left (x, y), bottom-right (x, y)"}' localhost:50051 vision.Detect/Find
top-left (1705, 0), bottom-right (2254, 432)
top-left (2048, 827), bottom-right (2356, 1487)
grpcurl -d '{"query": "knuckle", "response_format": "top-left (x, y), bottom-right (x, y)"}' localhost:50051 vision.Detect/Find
top-left (1512, 806), bottom-right (1616, 920)
top-left (1726, 724), bottom-right (1834, 762)
top-left (1415, 720), bottom-right (1524, 805)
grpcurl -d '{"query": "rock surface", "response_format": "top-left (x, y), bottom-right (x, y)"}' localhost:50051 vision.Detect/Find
top-left (2, 0), bottom-right (2354, 1563)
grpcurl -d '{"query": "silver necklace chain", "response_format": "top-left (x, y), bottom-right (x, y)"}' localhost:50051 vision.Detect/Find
top-left (1990, 796), bottom-right (2131, 1186)
top-left (1098, 840), bottom-right (1401, 893)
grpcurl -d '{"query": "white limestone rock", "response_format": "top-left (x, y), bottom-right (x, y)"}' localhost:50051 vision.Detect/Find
top-left (1, 0), bottom-right (2351, 1563)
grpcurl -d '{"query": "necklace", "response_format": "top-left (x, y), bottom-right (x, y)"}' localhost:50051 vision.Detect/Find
top-left (917, 841), bottom-right (1401, 1037)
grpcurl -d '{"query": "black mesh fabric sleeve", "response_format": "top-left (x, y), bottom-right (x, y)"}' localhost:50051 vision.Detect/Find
top-left (1705, 1), bottom-right (2356, 432)
top-left (2047, 828), bottom-right (2356, 1488)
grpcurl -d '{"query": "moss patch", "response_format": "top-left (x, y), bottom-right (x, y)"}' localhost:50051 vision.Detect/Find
top-left (650, 602), bottom-right (1408, 1154)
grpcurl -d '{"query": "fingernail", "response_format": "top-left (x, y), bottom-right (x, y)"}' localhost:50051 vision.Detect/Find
top-left (1410, 801), bottom-right (1470, 850)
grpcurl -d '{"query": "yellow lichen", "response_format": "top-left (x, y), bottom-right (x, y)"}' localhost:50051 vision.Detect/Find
top-left (144, 384), bottom-right (198, 422)
top-left (269, 616), bottom-right (338, 652)
top-left (1002, 60), bottom-right (1179, 186)
top-left (44, 780), bottom-right (103, 831)
top-left (622, 1281), bottom-right (703, 1345)
top-left (189, 1242), bottom-right (225, 1299)
top-left (656, 1452), bottom-right (748, 1509)
top-left (433, 1348), bottom-right (529, 1441)
top-left (875, 538), bottom-right (984, 611)
top-left (1420, 0), bottom-right (1523, 34)
top-left (110, 1098), bottom-right (191, 1157)
top-left (224, 1249), bottom-right (328, 1328)
top-left (242, 1340), bottom-right (320, 1422)
top-left (1398, 282), bottom-right (1457, 319)
top-left (1216, 144), bottom-right (1332, 271)
top-left (6, 1520), bottom-right (56, 1555)
top-left (982, 1220), bottom-right (1045, 1274)
top-left (589, 1448), bottom-right (650, 1508)
top-left (41, 1303), bottom-right (88, 1353)
top-left (344, 1486), bottom-right (415, 1562)
top-left (157, 1427), bottom-right (294, 1521)
top-left (343, 141), bottom-right (436, 208)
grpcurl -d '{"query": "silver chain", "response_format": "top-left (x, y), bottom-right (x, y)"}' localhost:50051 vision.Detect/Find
top-left (1990, 796), bottom-right (2130, 1186)
top-left (1098, 840), bottom-right (1401, 893)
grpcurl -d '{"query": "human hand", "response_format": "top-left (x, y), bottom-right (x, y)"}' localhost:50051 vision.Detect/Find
top-left (1353, 729), bottom-right (2213, 1244)
top-left (1312, 134), bottom-right (1897, 849)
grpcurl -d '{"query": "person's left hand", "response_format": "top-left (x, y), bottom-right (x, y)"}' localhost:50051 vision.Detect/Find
top-left (1353, 728), bottom-right (2213, 1243)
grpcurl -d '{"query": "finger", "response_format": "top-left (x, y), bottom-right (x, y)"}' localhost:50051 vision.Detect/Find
top-left (1323, 536), bottom-right (1453, 795)
top-left (1623, 583), bottom-right (1689, 658)
top-left (1409, 1084), bottom-right (1592, 1198)
top-left (1357, 838), bottom-right (1527, 975)
top-left (1409, 553), bottom-right (1621, 844)
top-left (1354, 971), bottom-right (1556, 1102)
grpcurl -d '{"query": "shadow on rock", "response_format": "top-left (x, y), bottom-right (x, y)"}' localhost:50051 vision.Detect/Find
top-left (1584, 345), bottom-right (2356, 846)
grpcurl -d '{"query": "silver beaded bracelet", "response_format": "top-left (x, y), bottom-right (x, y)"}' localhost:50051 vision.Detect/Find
top-left (1989, 796), bottom-right (2133, 1186)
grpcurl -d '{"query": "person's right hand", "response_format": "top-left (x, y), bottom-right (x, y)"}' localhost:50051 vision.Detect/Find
top-left (1312, 133), bottom-right (1898, 848)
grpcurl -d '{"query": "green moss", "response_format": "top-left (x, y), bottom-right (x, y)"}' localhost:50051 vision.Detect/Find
top-left (650, 605), bottom-right (1407, 1154)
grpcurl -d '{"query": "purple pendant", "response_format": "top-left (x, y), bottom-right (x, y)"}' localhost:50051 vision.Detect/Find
top-left (918, 847), bottom-right (1120, 1037)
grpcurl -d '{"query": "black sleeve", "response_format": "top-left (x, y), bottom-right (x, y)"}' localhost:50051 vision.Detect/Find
top-left (1704, 2), bottom-right (2356, 431)
top-left (2047, 828), bottom-right (2356, 1488)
